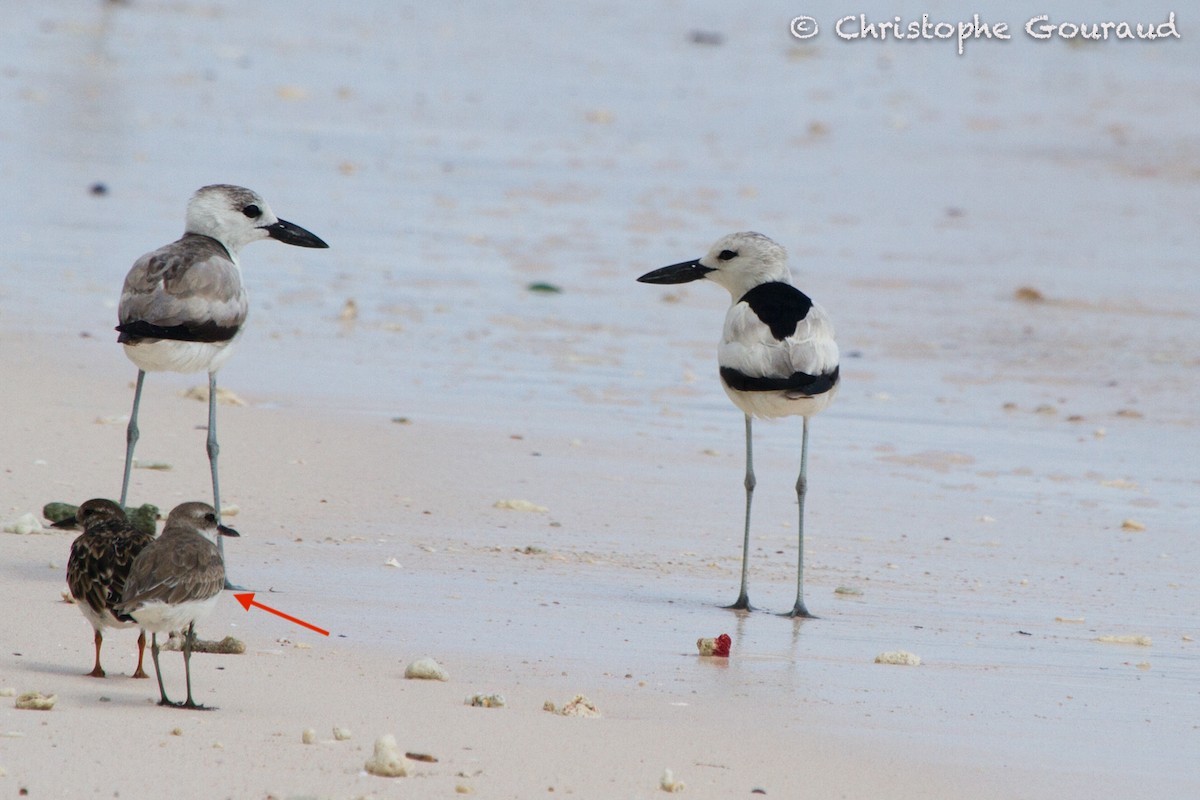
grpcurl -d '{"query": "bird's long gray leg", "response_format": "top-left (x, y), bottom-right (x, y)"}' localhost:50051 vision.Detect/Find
top-left (206, 372), bottom-right (242, 590)
top-left (724, 414), bottom-right (755, 611)
top-left (783, 416), bottom-right (816, 619)
top-left (207, 371), bottom-right (221, 523)
top-left (150, 632), bottom-right (173, 706)
top-left (119, 370), bottom-right (146, 507)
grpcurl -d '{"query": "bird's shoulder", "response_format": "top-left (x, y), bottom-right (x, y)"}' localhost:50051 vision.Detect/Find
top-left (122, 234), bottom-right (236, 297)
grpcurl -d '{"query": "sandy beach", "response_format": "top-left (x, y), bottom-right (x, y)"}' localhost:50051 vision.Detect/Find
top-left (2, 2), bottom-right (1198, 798)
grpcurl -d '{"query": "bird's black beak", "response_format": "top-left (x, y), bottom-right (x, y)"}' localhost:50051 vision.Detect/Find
top-left (636, 258), bottom-right (714, 284)
top-left (51, 517), bottom-right (78, 530)
top-left (218, 524), bottom-right (240, 538)
top-left (264, 218), bottom-right (329, 248)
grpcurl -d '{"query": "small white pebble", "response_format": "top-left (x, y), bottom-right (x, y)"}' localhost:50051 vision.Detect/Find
top-left (660, 768), bottom-right (685, 793)
top-left (404, 657), bottom-right (449, 681)
top-left (333, 726), bottom-right (352, 741)
top-left (14, 692), bottom-right (57, 710)
top-left (3, 513), bottom-right (45, 535)
top-left (364, 734), bottom-right (410, 777)
top-left (1095, 635), bottom-right (1152, 646)
top-left (875, 651), bottom-right (921, 666)
top-left (493, 499), bottom-right (549, 513)
top-left (384, 557), bottom-right (402, 568)
top-left (302, 728), bottom-right (317, 744)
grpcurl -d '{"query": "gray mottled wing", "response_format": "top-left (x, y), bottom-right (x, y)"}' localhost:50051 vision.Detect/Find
top-left (67, 521), bottom-right (156, 616)
top-left (118, 234), bottom-right (247, 342)
top-left (119, 531), bottom-right (226, 610)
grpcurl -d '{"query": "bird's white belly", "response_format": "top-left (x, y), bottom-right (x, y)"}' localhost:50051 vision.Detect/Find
top-left (128, 595), bottom-right (220, 634)
top-left (123, 339), bottom-right (236, 374)
top-left (723, 381), bottom-right (839, 420)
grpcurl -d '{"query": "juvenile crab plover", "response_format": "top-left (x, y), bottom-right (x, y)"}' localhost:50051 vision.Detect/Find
top-left (638, 232), bottom-right (840, 617)
top-left (116, 185), bottom-right (327, 587)
top-left (62, 499), bottom-right (157, 678)
top-left (116, 501), bottom-right (239, 709)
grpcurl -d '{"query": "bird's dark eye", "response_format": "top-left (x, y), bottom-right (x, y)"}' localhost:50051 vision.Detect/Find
top-left (205, 513), bottom-right (217, 523)
top-left (717, 249), bottom-right (737, 261)
top-left (242, 204), bottom-right (262, 219)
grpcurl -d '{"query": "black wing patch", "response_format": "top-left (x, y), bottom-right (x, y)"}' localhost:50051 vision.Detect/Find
top-left (739, 282), bottom-right (814, 341)
top-left (116, 320), bottom-right (240, 344)
top-left (720, 365), bottom-right (839, 396)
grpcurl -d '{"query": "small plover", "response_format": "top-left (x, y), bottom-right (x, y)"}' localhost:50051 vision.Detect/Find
top-left (638, 232), bottom-right (840, 617)
top-left (117, 502), bottom-right (239, 709)
top-left (62, 499), bottom-right (157, 678)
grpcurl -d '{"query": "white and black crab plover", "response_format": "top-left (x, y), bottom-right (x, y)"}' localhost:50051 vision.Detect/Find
top-left (116, 185), bottom-right (328, 587)
top-left (116, 502), bottom-right (239, 709)
top-left (638, 232), bottom-right (840, 617)
top-left (62, 499), bottom-right (157, 678)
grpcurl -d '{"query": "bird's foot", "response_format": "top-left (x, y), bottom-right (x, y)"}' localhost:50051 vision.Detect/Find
top-left (180, 699), bottom-right (215, 711)
top-left (131, 667), bottom-right (149, 679)
top-left (722, 594), bottom-right (755, 613)
top-left (779, 604), bottom-right (818, 619)
top-left (85, 666), bottom-right (106, 678)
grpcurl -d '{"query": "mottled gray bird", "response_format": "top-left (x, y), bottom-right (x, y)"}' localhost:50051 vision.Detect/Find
top-left (638, 232), bottom-right (840, 617)
top-left (62, 499), bottom-right (156, 678)
top-left (116, 502), bottom-right (239, 709)
top-left (116, 185), bottom-right (327, 586)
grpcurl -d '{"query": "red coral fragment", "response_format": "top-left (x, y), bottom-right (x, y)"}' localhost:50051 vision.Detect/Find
top-left (713, 633), bottom-right (731, 657)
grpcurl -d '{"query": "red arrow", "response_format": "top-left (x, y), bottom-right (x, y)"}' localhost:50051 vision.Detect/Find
top-left (234, 593), bottom-right (329, 636)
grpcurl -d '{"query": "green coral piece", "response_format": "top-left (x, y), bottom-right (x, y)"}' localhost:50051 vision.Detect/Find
top-left (42, 501), bottom-right (159, 535)
top-left (42, 502), bottom-right (78, 524)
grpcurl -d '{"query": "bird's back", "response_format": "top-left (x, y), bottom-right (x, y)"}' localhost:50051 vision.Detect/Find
top-left (67, 518), bottom-right (156, 618)
top-left (720, 284), bottom-right (838, 378)
top-left (118, 234), bottom-right (247, 343)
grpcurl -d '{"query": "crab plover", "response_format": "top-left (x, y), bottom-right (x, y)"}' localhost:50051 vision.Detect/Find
top-left (116, 502), bottom-right (239, 709)
top-left (62, 499), bottom-right (157, 678)
top-left (638, 232), bottom-right (840, 617)
top-left (116, 184), bottom-right (327, 587)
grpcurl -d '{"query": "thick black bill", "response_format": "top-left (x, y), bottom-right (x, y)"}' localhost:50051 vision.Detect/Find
top-left (636, 258), bottom-right (713, 284)
top-left (264, 218), bottom-right (329, 248)
top-left (218, 524), bottom-right (241, 538)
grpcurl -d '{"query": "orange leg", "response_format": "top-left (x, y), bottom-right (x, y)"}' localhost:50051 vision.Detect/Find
top-left (132, 630), bottom-right (149, 679)
top-left (87, 629), bottom-right (106, 678)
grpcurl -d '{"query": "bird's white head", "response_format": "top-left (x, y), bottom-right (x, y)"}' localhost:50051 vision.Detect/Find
top-left (163, 501), bottom-right (241, 543)
top-left (184, 184), bottom-right (329, 254)
top-left (638, 232), bottom-right (793, 298)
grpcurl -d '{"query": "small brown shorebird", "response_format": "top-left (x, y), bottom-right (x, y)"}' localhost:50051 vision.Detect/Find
top-left (116, 184), bottom-right (328, 589)
top-left (62, 499), bottom-right (157, 678)
top-left (116, 502), bottom-right (239, 709)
